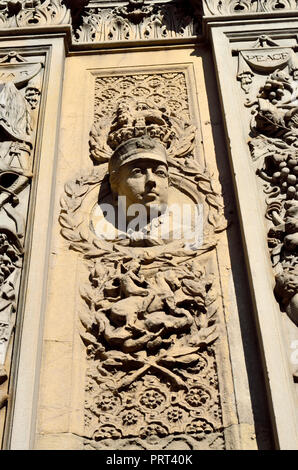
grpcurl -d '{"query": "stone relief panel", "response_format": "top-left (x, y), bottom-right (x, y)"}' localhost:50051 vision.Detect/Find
top-left (202, 0), bottom-right (298, 15)
top-left (73, 0), bottom-right (199, 43)
top-left (0, 50), bottom-right (44, 428)
top-left (59, 69), bottom-right (232, 450)
top-left (234, 35), bottom-right (298, 344)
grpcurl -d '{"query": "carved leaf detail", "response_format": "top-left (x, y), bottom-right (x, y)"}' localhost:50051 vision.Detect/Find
top-left (74, 3), bottom-right (198, 43)
top-left (203, 0), bottom-right (298, 15)
top-left (16, 0), bottom-right (70, 27)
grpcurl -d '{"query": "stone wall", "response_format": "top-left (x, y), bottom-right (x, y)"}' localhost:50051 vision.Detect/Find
top-left (0, 0), bottom-right (296, 450)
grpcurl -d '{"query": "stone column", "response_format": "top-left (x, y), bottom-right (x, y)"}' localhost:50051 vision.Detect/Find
top-left (201, 0), bottom-right (298, 449)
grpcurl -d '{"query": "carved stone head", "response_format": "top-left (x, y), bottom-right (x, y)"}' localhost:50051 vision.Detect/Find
top-left (108, 136), bottom-right (169, 213)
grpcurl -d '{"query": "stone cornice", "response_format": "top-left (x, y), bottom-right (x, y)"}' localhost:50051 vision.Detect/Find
top-left (1, 1), bottom-right (298, 46)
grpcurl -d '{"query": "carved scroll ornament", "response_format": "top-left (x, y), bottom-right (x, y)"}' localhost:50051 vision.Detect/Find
top-left (0, 0), bottom-right (70, 28)
top-left (0, 51), bottom-right (43, 414)
top-left (60, 71), bottom-right (228, 449)
top-left (202, 0), bottom-right (298, 15)
top-left (235, 36), bottom-right (298, 327)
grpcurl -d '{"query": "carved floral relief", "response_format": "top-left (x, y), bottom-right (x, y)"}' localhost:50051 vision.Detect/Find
top-left (0, 51), bottom-right (44, 419)
top-left (59, 70), bottom-right (229, 449)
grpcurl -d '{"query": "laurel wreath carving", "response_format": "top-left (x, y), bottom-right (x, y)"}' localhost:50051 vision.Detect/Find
top-left (59, 158), bottom-right (227, 259)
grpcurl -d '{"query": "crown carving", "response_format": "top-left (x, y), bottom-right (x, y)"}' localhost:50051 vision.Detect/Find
top-left (107, 102), bottom-right (176, 150)
top-left (90, 100), bottom-right (196, 164)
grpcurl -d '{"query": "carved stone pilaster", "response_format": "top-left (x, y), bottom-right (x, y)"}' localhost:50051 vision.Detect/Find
top-left (233, 35), bottom-right (298, 327)
top-left (0, 50), bottom-right (44, 428)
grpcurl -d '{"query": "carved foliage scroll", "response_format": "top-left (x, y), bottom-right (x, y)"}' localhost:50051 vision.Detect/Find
top-left (0, 0), bottom-right (198, 43)
top-left (203, 0), bottom-right (298, 15)
top-left (235, 35), bottom-right (298, 327)
top-left (0, 0), bottom-right (70, 28)
top-left (60, 69), bottom-right (228, 450)
top-left (74, 1), bottom-right (199, 43)
top-left (0, 51), bottom-right (44, 427)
